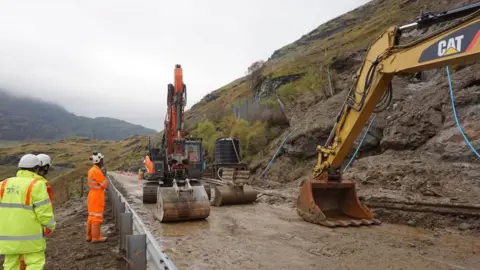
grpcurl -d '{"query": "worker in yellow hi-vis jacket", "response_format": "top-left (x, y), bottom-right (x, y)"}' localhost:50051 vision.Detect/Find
top-left (0, 154), bottom-right (56, 270)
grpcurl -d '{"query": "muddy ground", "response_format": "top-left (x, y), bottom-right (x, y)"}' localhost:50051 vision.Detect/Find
top-left (109, 171), bottom-right (480, 270)
top-left (43, 197), bottom-right (121, 270)
top-left (0, 196), bottom-right (121, 269)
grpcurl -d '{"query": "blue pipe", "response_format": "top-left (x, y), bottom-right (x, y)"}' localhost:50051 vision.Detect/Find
top-left (259, 127), bottom-right (297, 178)
top-left (343, 114), bottom-right (377, 172)
top-left (446, 66), bottom-right (480, 159)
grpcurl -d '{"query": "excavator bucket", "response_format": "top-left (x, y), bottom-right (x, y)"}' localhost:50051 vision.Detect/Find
top-left (211, 168), bottom-right (257, 206)
top-left (154, 179), bottom-right (210, 222)
top-left (296, 175), bottom-right (381, 227)
top-left (212, 184), bottom-right (258, 206)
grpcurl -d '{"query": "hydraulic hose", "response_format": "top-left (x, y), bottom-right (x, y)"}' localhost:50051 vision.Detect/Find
top-left (446, 66), bottom-right (480, 159)
top-left (258, 128), bottom-right (297, 179)
top-left (342, 114), bottom-right (376, 172)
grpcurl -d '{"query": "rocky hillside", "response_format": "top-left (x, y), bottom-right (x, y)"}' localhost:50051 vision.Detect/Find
top-left (183, 0), bottom-right (480, 229)
top-left (0, 89), bottom-right (156, 141)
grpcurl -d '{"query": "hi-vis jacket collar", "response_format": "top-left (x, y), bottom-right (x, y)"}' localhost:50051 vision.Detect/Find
top-left (16, 170), bottom-right (47, 183)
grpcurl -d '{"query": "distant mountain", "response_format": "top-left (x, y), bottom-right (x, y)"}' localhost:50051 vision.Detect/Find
top-left (0, 89), bottom-right (156, 141)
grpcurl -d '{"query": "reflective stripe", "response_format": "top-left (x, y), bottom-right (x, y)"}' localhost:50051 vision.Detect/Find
top-left (0, 234), bottom-right (44, 241)
top-left (33, 199), bottom-right (51, 208)
top-left (99, 180), bottom-right (107, 186)
top-left (89, 180), bottom-right (102, 190)
top-left (0, 179), bottom-right (8, 199)
top-left (0, 202), bottom-right (33, 210)
top-left (88, 212), bottom-right (103, 217)
top-left (43, 219), bottom-right (56, 228)
top-left (25, 179), bottom-right (40, 206)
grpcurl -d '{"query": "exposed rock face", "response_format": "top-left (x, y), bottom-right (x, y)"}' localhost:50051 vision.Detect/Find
top-left (381, 107), bottom-right (444, 150)
top-left (282, 127), bottom-right (332, 159)
top-left (329, 51), bottom-right (365, 74)
top-left (202, 92), bottom-right (220, 103)
top-left (253, 73), bottom-right (304, 99)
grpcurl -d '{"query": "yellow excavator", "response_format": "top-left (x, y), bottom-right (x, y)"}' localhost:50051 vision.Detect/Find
top-left (297, 2), bottom-right (480, 227)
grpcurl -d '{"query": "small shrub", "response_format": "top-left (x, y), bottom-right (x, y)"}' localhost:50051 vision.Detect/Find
top-left (191, 120), bottom-right (224, 162)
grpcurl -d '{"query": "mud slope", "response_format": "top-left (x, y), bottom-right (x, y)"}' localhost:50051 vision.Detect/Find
top-left (110, 172), bottom-right (480, 270)
top-left (44, 198), bottom-right (121, 270)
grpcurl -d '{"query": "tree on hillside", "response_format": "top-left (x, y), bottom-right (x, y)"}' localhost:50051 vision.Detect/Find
top-left (246, 60), bottom-right (266, 91)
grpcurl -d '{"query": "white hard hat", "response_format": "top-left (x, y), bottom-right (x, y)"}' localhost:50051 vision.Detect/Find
top-left (18, 154), bottom-right (41, 168)
top-left (37, 154), bottom-right (52, 167)
top-left (90, 152), bottom-right (104, 164)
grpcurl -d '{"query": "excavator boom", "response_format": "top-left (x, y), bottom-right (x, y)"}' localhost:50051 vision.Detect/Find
top-left (167, 65), bottom-right (186, 155)
top-left (298, 4), bottom-right (480, 227)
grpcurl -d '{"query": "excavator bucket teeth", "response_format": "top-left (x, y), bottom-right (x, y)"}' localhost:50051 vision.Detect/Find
top-left (212, 185), bottom-right (258, 206)
top-left (154, 185), bottom-right (210, 222)
top-left (297, 178), bottom-right (380, 227)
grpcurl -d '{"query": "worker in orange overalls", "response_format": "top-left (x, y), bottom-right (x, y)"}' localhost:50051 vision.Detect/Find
top-left (86, 152), bottom-right (108, 243)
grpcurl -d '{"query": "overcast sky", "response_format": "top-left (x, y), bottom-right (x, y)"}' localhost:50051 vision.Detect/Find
top-left (0, 0), bottom-right (370, 131)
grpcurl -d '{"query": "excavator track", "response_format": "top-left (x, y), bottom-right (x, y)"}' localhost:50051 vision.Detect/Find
top-left (142, 183), bottom-right (158, 204)
top-left (211, 167), bottom-right (258, 206)
top-left (212, 184), bottom-right (258, 206)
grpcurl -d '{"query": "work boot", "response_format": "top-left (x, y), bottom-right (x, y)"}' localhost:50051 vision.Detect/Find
top-left (91, 224), bottom-right (107, 243)
top-left (86, 223), bottom-right (92, 241)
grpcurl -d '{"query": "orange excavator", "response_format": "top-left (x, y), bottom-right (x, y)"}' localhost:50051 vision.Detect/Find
top-left (140, 64), bottom-right (211, 222)
top-left (297, 3), bottom-right (480, 227)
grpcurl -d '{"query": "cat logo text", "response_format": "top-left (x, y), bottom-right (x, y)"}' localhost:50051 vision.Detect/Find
top-left (418, 21), bottom-right (480, 63)
top-left (438, 35), bottom-right (464, 57)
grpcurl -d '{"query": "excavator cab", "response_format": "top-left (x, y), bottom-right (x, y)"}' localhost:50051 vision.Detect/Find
top-left (142, 136), bottom-right (166, 180)
top-left (184, 138), bottom-right (204, 179)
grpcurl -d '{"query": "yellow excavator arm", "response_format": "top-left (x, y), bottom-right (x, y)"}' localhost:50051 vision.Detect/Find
top-left (297, 3), bottom-right (480, 227)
